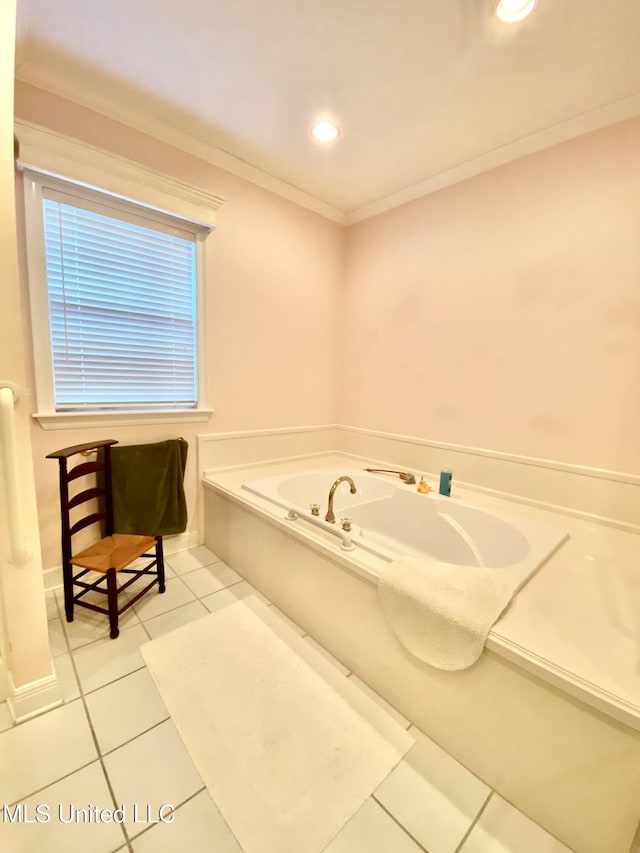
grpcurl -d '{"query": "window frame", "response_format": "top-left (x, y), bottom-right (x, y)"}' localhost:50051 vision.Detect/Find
top-left (22, 169), bottom-right (213, 429)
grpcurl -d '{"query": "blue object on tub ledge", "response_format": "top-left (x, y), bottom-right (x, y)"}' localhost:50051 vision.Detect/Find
top-left (439, 468), bottom-right (452, 496)
top-left (106, 438), bottom-right (188, 536)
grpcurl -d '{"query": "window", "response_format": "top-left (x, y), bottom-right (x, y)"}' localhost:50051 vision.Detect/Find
top-left (42, 188), bottom-right (198, 411)
top-left (22, 170), bottom-right (212, 428)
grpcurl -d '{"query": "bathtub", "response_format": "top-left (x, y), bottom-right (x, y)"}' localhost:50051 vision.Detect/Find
top-left (242, 469), bottom-right (568, 592)
top-left (204, 459), bottom-right (640, 853)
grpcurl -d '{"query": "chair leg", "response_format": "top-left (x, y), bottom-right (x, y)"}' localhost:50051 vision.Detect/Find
top-left (106, 568), bottom-right (119, 639)
top-left (156, 536), bottom-right (166, 594)
top-left (63, 561), bottom-right (74, 623)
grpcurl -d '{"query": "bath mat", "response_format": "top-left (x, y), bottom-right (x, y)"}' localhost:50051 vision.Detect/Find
top-left (378, 557), bottom-right (515, 670)
top-left (141, 597), bottom-right (413, 853)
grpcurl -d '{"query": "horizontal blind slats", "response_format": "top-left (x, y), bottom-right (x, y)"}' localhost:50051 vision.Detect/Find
top-left (43, 197), bottom-right (198, 410)
top-left (43, 242), bottom-right (194, 277)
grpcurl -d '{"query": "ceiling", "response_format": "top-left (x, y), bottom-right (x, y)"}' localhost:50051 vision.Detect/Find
top-left (14, 0), bottom-right (640, 223)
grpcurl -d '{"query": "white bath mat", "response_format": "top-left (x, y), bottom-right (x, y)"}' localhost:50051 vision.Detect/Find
top-left (141, 597), bottom-right (413, 853)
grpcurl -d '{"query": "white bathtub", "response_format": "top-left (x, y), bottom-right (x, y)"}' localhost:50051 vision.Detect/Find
top-left (243, 469), bottom-right (568, 592)
top-left (204, 459), bottom-right (639, 853)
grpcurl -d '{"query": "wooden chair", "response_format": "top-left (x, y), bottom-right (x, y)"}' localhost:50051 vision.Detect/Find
top-left (47, 439), bottom-right (166, 639)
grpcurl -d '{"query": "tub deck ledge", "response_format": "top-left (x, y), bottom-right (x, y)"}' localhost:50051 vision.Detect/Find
top-left (202, 453), bottom-right (640, 732)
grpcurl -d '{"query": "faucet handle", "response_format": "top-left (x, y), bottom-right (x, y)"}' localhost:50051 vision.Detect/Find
top-left (340, 516), bottom-right (352, 532)
top-left (310, 503), bottom-right (320, 516)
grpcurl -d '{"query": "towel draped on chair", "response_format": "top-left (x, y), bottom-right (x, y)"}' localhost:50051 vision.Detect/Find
top-left (105, 438), bottom-right (188, 537)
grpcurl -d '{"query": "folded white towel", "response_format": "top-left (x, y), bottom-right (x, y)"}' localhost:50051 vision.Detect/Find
top-left (378, 557), bottom-right (516, 671)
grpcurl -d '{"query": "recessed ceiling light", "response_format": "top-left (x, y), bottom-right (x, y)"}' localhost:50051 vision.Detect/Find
top-left (311, 121), bottom-right (339, 143)
top-left (496, 0), bottom-right (537, 23)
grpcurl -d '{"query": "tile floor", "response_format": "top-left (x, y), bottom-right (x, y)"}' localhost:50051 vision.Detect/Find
top-left (0, 546), bottom-right (575, 853)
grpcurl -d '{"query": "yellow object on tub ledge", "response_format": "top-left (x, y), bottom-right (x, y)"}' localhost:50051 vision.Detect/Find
top-left (417, 477), bottom-right (430, 494)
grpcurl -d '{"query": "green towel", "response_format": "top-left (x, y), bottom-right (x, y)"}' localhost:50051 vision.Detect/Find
top-left (108, 438), bottom-right (188, 536)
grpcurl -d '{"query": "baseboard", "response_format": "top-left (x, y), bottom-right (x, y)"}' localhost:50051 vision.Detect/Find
top-left (6, 667), bottom-right (62, 724)
top-left (163, 529), bottom-right (200, 555)
top-left (43, 565), bottom-right (62, 591)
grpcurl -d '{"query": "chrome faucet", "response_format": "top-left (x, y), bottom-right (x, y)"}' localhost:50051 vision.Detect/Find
top-left (364, 468), bottom-right (416, 484)
top-left (325, 476), bottom-right (357, 523)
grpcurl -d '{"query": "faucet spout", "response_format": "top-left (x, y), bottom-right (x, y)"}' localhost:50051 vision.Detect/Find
top-left (325, 476), bottom-right (357, 523)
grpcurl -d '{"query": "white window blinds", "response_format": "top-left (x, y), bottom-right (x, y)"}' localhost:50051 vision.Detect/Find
top-left (41, 192), bottom-right (198, 411)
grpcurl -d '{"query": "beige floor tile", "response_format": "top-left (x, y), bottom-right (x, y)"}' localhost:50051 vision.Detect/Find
top-left (180, 562), bottom-right (242, 598)
top-left (201, 580), bottom-right (269, 614)
top-left (86, 668), bottom-right (169, 755)
top-left (55, 588), bottom-right (141, 651)
top-left (374, 725), bottom-right (490, 853)
top-left (104, 719), bottom-right (204, 836)
top-left (0, 761), bottom-right (126, 853)
top-left (459, 794), bottom-right (573, 853)
top-left (47, 617), bottom-right (69, 657)
top-left (324, 797), bottom-right (423, 853)
top-left (45, 590), bottom-right (60, 621)
top-left (162, 561), bottom-right (177, 578)
top-left (72, 624), bottom-right (149, 695)
top-left (0, 700), bottom-right (96, 805)
top-left (132, 577), bottom-right (196, 622)
top-left (166, 547), bottom-right (221, 576)
top-left (132, 790), bottom-right (242, 853)
top-left (143, 601), bottom-right (208, 639)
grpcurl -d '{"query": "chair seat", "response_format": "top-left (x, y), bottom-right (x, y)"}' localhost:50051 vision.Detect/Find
top-left (70, 533), bottom-right (156, 573)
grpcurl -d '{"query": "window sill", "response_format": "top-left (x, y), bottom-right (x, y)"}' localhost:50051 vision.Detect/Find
top-left (33, 409), bottom-right (214, 430)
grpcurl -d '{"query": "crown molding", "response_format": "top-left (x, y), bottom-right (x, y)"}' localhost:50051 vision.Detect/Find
top-left (14, 118), bottom-right (224, 228)
top-left (15, 75), bottom-right (640, 227)
top-left (14, 74), bottom-right (348, 226)
top-left (345, 92), bottom-right (640, 223)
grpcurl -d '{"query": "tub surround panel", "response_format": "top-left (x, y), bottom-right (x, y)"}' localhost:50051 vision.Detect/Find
top-left (196, 427), bottom-right (339, 540)
top-left (336, 425), bottom-right (640, 532)
top-left (197, 426), bottom-right (339, 474)
top-left (197, 425), bottom-right (639, 533)
top-left (203, 483), bottom-right (640, 853)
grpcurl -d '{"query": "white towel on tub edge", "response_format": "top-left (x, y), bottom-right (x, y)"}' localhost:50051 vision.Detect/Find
top-left (377, 557), bottom-right (517, 671)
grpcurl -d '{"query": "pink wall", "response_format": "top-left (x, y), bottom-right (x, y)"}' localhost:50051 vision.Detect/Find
top-left (12, 83), bottom-right (640, 570)
top-left (341, 118), bottom-right (640, 473)
top-left (14, 83), bottom-right (344, 569)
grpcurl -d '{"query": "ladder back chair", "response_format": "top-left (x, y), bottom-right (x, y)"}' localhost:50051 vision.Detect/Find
top-left (47, 439), bottom-right (166, 639)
